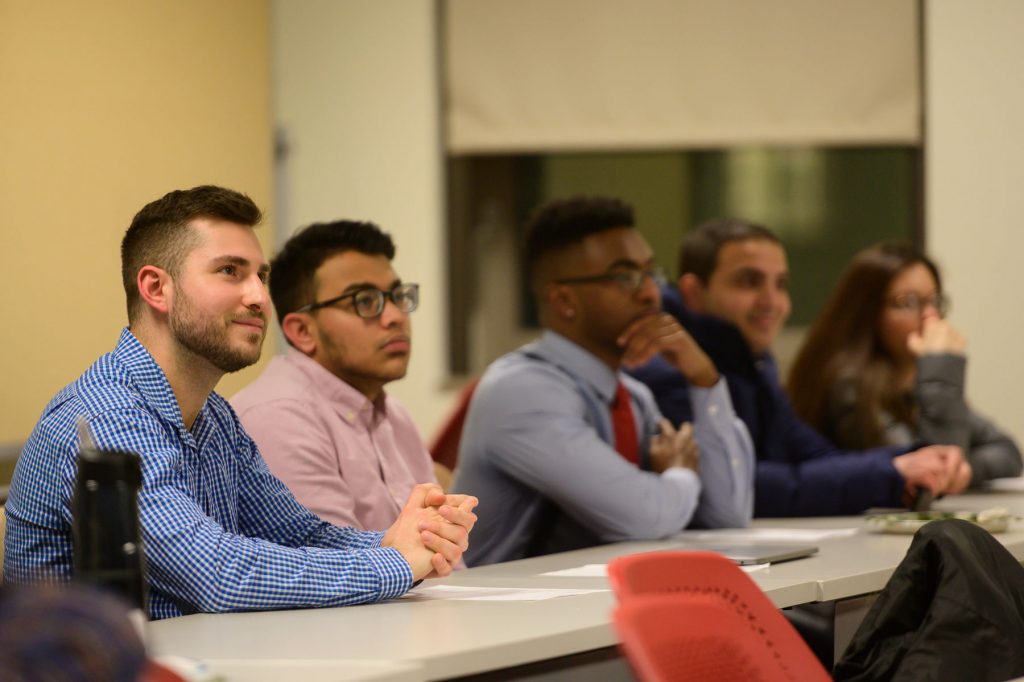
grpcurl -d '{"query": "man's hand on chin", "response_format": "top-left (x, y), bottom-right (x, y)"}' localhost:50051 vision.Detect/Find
top-left (619, 313), bottom-right (719, 387)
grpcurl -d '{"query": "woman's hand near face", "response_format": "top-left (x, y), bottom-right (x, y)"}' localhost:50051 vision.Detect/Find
top-left (907, 313), bottom-right (966, 357)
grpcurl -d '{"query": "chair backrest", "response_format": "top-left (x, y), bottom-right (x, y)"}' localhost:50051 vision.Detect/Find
top-left (427, 379), bottom-right (479, 471)
top-left (608, 551), bottom-right (830, 682)
top-left (614, 596), bottom-right (805, 682)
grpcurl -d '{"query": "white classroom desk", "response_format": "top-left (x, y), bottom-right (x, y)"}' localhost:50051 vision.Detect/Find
top-left (744, 489), bottom-right (1024, 602)
top-left (176, 659), bottom-right (424, 682)
top-left (148, 486), bottom-right (1024, 681)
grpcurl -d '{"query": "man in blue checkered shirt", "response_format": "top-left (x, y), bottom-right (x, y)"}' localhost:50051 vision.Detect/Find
top-left (4, 186), bottom-right (478, 620)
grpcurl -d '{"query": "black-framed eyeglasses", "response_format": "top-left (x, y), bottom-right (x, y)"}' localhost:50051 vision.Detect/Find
top-left (555, 266), bottom-right (666, 294)
top-left (296, 283), bottom-right (420, 319)
top-left (886, 292), bottom-right (950, 317)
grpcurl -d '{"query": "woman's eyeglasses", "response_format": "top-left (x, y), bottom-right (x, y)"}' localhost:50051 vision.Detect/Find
top-left (886, 292), bottom-right (950, 317)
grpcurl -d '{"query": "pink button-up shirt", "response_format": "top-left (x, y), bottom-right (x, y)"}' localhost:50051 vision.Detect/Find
top-left (230, 349), bottom-right (436, 530)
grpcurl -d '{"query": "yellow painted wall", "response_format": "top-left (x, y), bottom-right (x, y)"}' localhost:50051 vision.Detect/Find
top-left (0, 1), bottom-right (274, 443)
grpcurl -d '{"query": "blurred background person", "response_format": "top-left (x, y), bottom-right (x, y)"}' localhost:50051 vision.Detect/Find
top-left (455, 197), bottom-right (753, 566)
top-left (788, 242), bottom-right (1021, 486)
top-left (633, 221), bottom-right (967, 516)
top-left (0, 585), bottom-right (147, 682)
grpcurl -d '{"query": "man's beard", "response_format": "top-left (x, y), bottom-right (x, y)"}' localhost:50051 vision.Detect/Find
top-left (169, 290), bottom-right (264, 374)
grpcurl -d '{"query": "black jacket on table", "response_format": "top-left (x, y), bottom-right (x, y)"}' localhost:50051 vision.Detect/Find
top-left (630, 286), bottom-right (908, 517)
top-left (834, 518), bottom-right (1024, 682)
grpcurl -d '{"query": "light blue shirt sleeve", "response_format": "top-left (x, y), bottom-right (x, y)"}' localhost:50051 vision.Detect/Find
top-left (686, 379), bottom-right (755, 528)
top-left (470, 362), bottom-right (702, 542)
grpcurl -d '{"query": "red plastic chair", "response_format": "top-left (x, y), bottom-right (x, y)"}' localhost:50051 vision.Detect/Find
top-left (427, 378), bottom-right (479, 472)
top-left (608, 551), bottom-right (830, 682)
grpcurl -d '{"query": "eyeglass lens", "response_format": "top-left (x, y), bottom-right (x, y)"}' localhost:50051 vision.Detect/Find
top-left (891, 293), bottom-right (948, 315)
top-left (353, 284), bottom-right (419, 318)
top-left (617, 266), bottom-right (665, 292)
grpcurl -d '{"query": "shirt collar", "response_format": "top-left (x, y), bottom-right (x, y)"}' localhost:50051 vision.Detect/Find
top-left (530, 330), bottom-right (621, 404)
top-left (114, 327), bottom-right (196, 432)
top-left (282, 347), bottom-right (387, 426)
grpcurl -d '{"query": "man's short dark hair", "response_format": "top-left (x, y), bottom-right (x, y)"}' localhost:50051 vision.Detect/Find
top-left (121, 185), bottom-right (262, 322)
top-left (678, 218), bottom-right (781, 283)
top-left (524, 196), bottom-right (635, 286)
top-left (269, 220), bottom-right (396, 332)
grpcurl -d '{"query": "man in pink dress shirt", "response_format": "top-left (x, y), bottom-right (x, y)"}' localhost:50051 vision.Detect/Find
top-left (231, 221), bottom-right (437, 529)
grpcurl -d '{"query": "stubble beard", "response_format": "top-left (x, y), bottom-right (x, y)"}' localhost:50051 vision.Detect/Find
top-left (170, 290), bottom-right (264, 374)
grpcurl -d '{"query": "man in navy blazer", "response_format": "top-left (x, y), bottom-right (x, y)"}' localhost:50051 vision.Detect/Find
top-left (631, 219), bottom-right (971, 516)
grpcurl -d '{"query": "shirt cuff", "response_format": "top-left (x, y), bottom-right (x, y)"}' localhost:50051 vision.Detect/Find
top-left (686, 378), bottom-right (738, 428)
top-left (367, 530), bottom-right (387, 548)
top-left (363, 547), bottom-right (415, 600)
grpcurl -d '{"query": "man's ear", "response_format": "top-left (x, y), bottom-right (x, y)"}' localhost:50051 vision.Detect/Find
top-left (281, 312), bottom-right (317, 355)
top-left (545, 284), bottom-right (578, 322)
top-left (137, 266), bottom-right (173, 315)
top-left (678, 273), bottom-right (707, 313)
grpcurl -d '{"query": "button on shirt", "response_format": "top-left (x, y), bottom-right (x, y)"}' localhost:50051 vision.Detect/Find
top-left (231, 349), bottom-right (436, 530)
top-left (3, 329), bottom-right (413, 620)
top-left (454, 331), bottom-right (754, 567)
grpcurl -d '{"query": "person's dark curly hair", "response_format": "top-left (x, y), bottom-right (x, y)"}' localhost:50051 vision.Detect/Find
top-left (524, 196), bottom-right (635, 286)
top-left (269, 220), bottom-right (396, 338)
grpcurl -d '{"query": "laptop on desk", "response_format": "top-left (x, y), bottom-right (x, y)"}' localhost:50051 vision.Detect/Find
top-left (674, 542), bottom-right (819, 566)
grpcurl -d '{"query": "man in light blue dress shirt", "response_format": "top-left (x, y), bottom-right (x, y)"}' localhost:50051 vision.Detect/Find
top-left (454, 197), bottom-right (754, 566)
top-left (5, 186), bottom-right (477, 618)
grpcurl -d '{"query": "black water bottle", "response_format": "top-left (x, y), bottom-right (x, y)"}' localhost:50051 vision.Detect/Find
top-left (71, 419), bottom-right (148, 614)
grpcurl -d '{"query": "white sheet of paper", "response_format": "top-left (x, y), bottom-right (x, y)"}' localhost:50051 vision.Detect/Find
top-left (986, 476), bottom-right (1024, 492)
top-left (677, 527), bottom-right (858, 543)
top-left (404, 585), bottom-right (609, 601)
top-left (539, 562), bottom-right (768, 578)
top-left (539, 564), bottom-right (608, 578)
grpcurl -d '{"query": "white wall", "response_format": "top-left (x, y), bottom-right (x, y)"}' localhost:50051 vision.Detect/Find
top-left (926, 0), bottom-right (1024, 442)
top-left (271, 1), bottom-right (454, 439)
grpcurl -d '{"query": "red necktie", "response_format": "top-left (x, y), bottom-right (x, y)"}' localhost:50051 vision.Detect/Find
top-left (611, 381), bottom-right (640, 465)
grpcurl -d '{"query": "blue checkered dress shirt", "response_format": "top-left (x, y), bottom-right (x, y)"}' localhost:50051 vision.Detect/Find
top-left (4, 329), bottom-right (413, 619)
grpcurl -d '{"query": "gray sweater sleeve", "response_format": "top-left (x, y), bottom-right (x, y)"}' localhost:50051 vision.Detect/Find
top-left (963, 412), bottom-right (1023, 483)
top-left (915, 353), bottom-right (1022, 485)
top-left (914, 354), bottom-right (971, 450)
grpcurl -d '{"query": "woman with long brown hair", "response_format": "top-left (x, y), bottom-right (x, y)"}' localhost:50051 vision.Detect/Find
top-left (788, 242), bottom-right (1021, 485)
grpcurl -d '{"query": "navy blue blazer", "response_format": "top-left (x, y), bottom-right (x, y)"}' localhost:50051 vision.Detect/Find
top-left (630, 286), bottom-right (908, 517)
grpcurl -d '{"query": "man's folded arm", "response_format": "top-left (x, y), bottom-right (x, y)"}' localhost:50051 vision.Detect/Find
top-left (141, 487), bottom-right (411, 613)
top-left (91, 411), bottom-right (411, 613)
top-left (755, 448), bottom-right (905, 517)
top-left (475, 376), bottom-right (700, 541)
